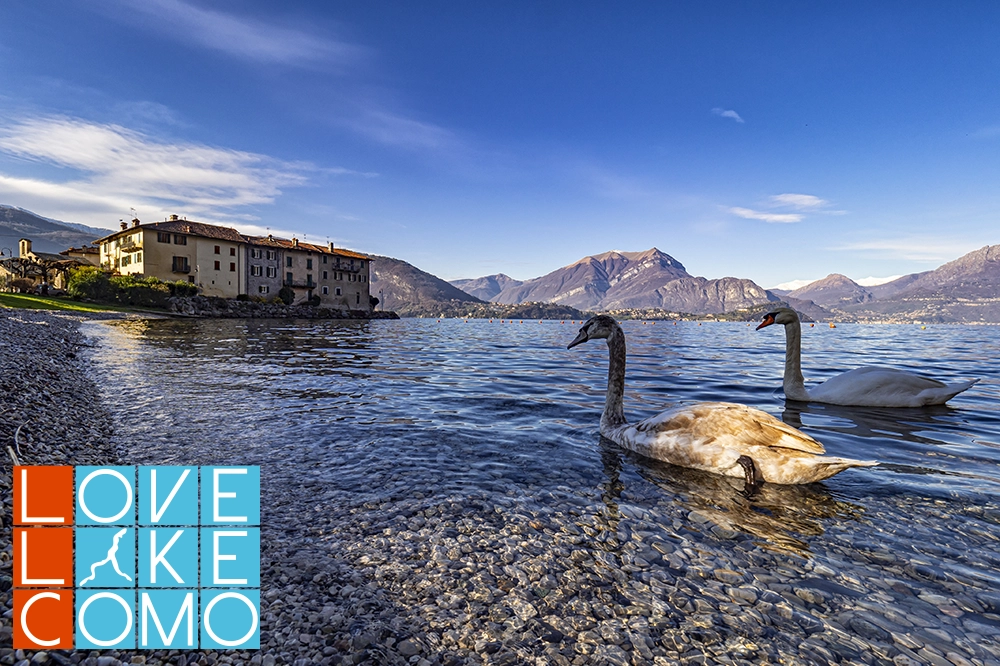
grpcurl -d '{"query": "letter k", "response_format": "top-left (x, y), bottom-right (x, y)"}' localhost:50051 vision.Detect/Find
top-left (150, 529), bottom-right (185, 584)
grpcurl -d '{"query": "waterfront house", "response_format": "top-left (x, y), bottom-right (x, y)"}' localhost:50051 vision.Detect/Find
top-left (244, 235), bottom-right (372, 308)
top-left (95, 216), bottom-right (373, 310)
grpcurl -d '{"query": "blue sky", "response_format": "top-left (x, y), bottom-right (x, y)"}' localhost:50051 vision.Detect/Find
top-left (1, 2), bottom-right (999, 288)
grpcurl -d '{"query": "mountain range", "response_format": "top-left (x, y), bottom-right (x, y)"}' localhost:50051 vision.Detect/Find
top-left (1, 205), bottom-right (111, 255)
top-left (6, 204), bottom-right (1000, 322)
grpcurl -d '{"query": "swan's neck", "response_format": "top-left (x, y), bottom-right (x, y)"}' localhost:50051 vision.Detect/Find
top-left (783, 320), bottom-right (810, 401)
top-left (602, 327), bottom-right (627, 430)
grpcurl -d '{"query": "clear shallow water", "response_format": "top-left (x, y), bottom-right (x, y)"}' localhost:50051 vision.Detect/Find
top-left (84, 318), bottom-right (1000, 661)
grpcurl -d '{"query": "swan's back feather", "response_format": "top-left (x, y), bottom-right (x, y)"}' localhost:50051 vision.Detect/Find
top-left (811, 367), bottom-right (979, 407)
top-left (630, 402), bottom-right (825, 454)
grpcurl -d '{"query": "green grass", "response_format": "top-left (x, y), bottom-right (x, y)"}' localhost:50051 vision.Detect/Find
top-left (0, 293), bottom-right (140, 313)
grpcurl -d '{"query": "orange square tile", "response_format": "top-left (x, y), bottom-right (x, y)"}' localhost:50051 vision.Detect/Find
top-left (14, 588), bottom-right (74, 649)
top-left (14, 466), bottom-right (74, 525)
top-left (14, 528), bottom-right (73, 588)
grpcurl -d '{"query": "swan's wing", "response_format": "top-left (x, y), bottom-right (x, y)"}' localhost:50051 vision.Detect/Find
top-left (630, 402), bottom-right (825, 455)
top-left (811, 366), bottom-right (945, 403)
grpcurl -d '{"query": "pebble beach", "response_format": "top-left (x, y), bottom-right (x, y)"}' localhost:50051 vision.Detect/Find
top-left (2, 313), bottom-right (1000, 666)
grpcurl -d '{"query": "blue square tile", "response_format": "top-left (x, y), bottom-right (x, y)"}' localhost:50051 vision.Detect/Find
top-left (200, 528), bottom-right (259, 587)
top-left (201, 467), bottom-right (260, 526)
top-left (76, 589), bottom-right (136, 649)
top-left (139, 467), bottom-right (198, 526)
top-left (138, 589), bottom-right (198, 649)
top-left (200, 589), bottom-right (260, 649)
top-left (138, 528), bottom-right (198, 587)
top-left (76, 467), bottom-right (136, 526)
top-left (76, 528), bottom-right (135, 588)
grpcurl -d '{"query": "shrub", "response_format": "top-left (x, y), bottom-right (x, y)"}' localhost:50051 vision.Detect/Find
top-left (307, 295), bottom-right (321, 306)
top-left (278, 286), bottom-right (295, 305)
top-left (236, 293), bottom-right (250, 301)
top-left (67, 266), bottom-right (113, 301)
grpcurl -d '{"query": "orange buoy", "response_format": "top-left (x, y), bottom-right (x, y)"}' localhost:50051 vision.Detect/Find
top-left (829, 323), bottom-right (836, 328)
top-left (810, 323), bottom-right (815, 327)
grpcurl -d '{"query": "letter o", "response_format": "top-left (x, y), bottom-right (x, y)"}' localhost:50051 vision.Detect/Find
top-left (79, 469), bottom-right (133, 523)
top-left (79, 593), bottom-right (133, 647)
top-left (204, 592), bottom-right (258, 647)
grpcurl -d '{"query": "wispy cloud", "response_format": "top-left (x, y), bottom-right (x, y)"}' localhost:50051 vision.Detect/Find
top-left (100, 0), bottom-right (367, 69)
top-left (728, 207), bottom-right (802, 223)
top-left (729, 192), bottom-right (844, 223)
top-left (769, 193), bottom-right (827, 209)
top-left (832, 237), bottom-right (978, 263)
top-left (855, 275), bottom-right (903, 286)
top-left (711, 108), bottom-right (744, 124)
top-left (0, 115), bottom-right (356, 227)
top-left (769, 278), bottom-right (820, 291)
top-left (345, 109), bottom-right (461, 152)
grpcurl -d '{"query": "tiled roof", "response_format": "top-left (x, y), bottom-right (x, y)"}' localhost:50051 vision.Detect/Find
top-left (93, 219), bottom-right (371, 260)
top-left (244, 235), bottom-right (371, 260)
top-left (95, 220), bottom-right (244, 243)
top-left (60, 246), bottom-right (99, 255)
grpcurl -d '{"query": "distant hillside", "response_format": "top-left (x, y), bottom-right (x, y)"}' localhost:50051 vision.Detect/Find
top-left (841, 245), bottom-right (1000, 322)
top-left (788, 273), bottom-right (873, 307)
top-left (491, 248), bottom-right (778, 315)
top-left (370, 255), bottom-right (484, 316)
top-left (450, 273), bottom-right (523, 300)
top-left (1, 205), bottom-right (111, 255)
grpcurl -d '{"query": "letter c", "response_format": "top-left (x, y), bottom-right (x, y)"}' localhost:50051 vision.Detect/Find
top-left (20, 592), bottom-right (61, 647)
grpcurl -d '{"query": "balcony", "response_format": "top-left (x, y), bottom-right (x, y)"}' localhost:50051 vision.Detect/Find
top-left (119, 239), bottom-right (143, 253)
top-left (283, 279), bottom-right (315, 289)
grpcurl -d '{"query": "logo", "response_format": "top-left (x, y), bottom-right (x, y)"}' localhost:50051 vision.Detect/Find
top-left (13, 466), bottom-right (261, 650)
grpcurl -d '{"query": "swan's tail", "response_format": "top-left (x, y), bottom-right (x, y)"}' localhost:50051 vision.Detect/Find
top-left (920, 378), bottom-right (979, 406)
top-left (810, 457), bottom-right (878, 483)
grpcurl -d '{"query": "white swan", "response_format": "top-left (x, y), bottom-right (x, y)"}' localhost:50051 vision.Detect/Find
top-left (757, 307), bottom-right (979, 407)
top-left (568, 315), bottom-right (876, 489)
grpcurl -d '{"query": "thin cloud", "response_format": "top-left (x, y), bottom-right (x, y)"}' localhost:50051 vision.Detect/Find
top-left (728, 207), bottom-right (802, 223)
top-left (0, 115), bottom-right (330, 227)
top-left (832, 238), bottom-right (978, 263)
top-left (769, 193), bottom-right (827, 209)
top-left (769, 278), bottom-right (820, 291)
top-left (711, 108), bottom-right (744, 124)
top-left (100, 0), bottom-right (367, 69)
top-left (855, 275), bottom-right (903, 286)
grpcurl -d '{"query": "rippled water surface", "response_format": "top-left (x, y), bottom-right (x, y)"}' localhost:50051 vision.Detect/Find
top-left (84, 318), bottom-right (1000, 662)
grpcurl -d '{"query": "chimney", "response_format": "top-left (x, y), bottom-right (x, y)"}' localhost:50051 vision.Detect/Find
top-left (267, 234), bottom-right (273, 241)
top-left (292, 237), bottom-right (299, 248)
top-left (184, 225), bottom-right (191, 233)
top-left (328, 241), bottom-right (335, 252)
top-left (120, 220), bottom-right (128, 230)
top-left (169, 214), bottom-right (179, 221)
top-left (131, 218), bottom-right (140, 228)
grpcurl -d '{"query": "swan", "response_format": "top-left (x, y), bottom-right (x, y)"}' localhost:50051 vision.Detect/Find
top-left (756, 307), bottom-right (979, 407)
top-left (568, 315), bottom-right (876, 490)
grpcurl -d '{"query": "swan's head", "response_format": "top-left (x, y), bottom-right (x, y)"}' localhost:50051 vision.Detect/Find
top-left (756, 307), bottom-right (800, 330)
top-left (568, 315), bottom-right (619, 349)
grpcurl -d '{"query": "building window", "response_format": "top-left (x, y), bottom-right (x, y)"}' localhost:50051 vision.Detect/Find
top-left (266, 267), bottom-right (276, 278)
top-left (356, 292), bottom-right (360, 305)
top-left (323, 271), bottom-right (328, 280)
top-left (323, 256), bottom-right (328, 264)
top-left (286, 272), bottom-right (293, 284)
top-left (136, 252), bottom-right (142, 262)
top-left (286, 257), bottom-right (292, 267)
top-left (252, 248), bottom-right (262, 259)
top-left (157, 232), bottom-right (171, 243)
top-left (230, 262), bottom-right (236, 272)
top-left (230, 247), bottom-right (236, 256)
top-left (251, 265), bottom-right (262, 277)
top-left (172, 256), bottom-right (190, 272)
top-left (322, 286), bottom-right (328, 295)
top-left (214, 245), bottom-right (221, 254)
top-left (259, 285), bottom-right (270, 294)
top-left (306, 274), bottom-right (313, 287)
top-left (214, 260), bottom-right (220, 270)
top-left (306, 259), bottom-right (313, 269)
top-left (188, 276), bottom-right (195, 283)
top-left (335, 287), bottom-right (341, 296)
top-left (174, 235), bottom-right (187, 245)
top-left (267, 250), bottom-right (276, 260)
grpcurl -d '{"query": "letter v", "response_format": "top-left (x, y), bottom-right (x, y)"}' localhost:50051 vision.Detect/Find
top-left (151, 469), bottom-right (190, 523)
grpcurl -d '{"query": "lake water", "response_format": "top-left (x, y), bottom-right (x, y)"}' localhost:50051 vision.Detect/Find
top-left (83, 318), bottom-right (1000, 664)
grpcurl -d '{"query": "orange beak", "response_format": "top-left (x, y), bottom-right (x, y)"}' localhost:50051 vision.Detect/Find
top-left (756, 314), bottom-right (775, 330)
